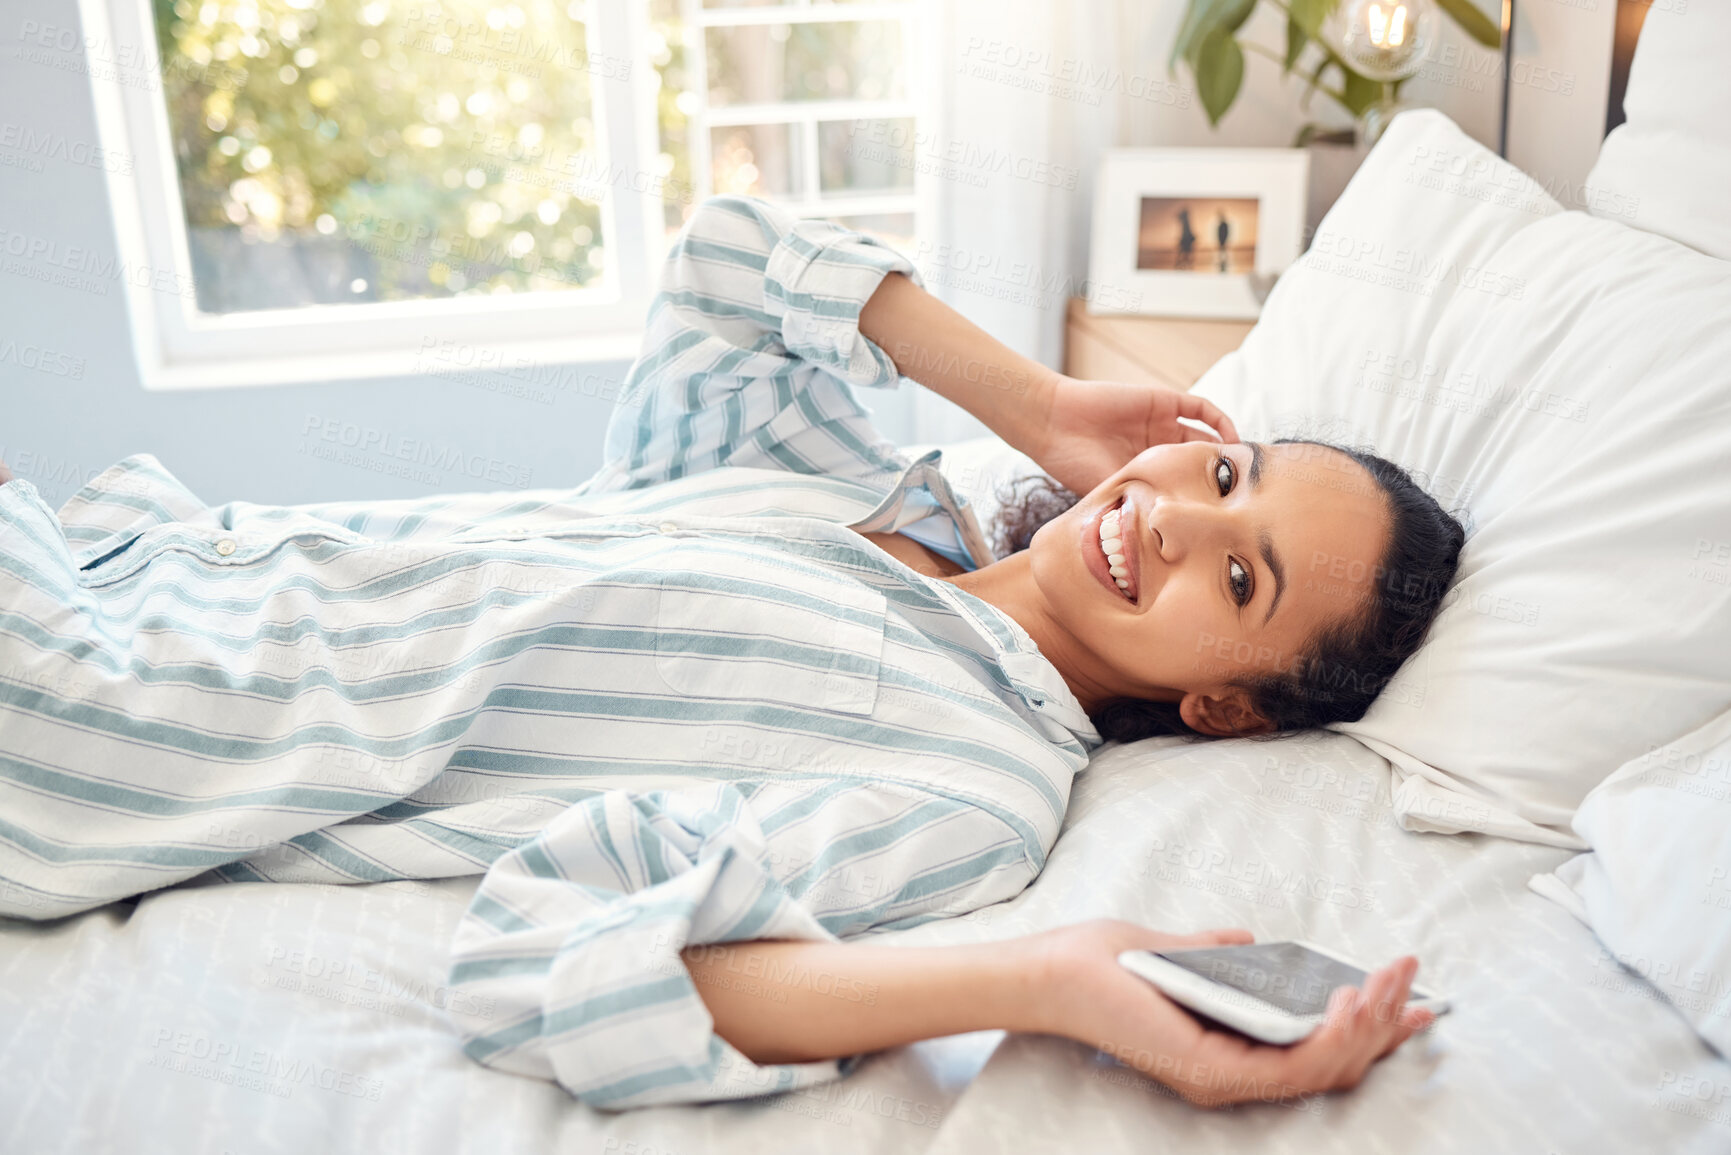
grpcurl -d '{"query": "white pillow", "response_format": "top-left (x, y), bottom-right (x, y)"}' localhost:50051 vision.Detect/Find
top-left (1188, 108), bottom-right (1731, 847)
top-left (1585, 4), bottom-right (1731, 261)
top-left (1529, 707), bottom-right (1731, 1054)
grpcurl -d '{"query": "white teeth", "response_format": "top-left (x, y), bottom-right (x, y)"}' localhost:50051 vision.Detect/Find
top-left (1097, 500), bottom-right (1133, 600)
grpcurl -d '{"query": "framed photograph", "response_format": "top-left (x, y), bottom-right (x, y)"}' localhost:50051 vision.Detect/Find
top-left (1088, 148), bottom-right (1310, 320)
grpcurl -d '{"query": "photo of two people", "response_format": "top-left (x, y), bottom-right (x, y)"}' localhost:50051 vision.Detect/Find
top-left (1136, 195), bottom-right (1261, 273)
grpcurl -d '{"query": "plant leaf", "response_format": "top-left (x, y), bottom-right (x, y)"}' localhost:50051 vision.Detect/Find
top-left (1437, 0), bottom-right (1503, 48)
top-left (1170, 0), bottom-right (1258, 72)
top-left (1195, 27), bottom-right (1246, 125)
top-left (1220, 0), bottom-right (1258, 34)
top-left (1169, 0), bottom-right (1214, 73)
top-left (1300, 55), bottom-right (1337, 112)
top-left (1341, 67), bottom-right (1383, 117)
top-left (1171, 0), bottom-right (1230, 72)
top-left (1284, 16), bottom-right (1307, 73)
top-left (1288, 0), bottom-right (1333, 38)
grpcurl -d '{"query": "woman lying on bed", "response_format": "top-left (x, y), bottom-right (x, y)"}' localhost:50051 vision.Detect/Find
top-left (0, 195), bottom-right (1462, 1112)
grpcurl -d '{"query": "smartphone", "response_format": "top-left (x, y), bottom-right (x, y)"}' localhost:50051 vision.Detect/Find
top-left (1117, 940), bottom-right (1451, 1045)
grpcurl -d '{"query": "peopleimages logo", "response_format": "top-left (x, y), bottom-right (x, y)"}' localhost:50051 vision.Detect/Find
top-left (0, 339), bottom-right (86, 379)
top-left (300, 415), bottom-right (535, 488)
top-left (0, 122), bottom-right (132, 173)
top-left (14, 19), bottom-right (249, 92)
top-left (1309, 230), bottom-right (1526, 300)
top-left (398, 6), bottom-right (633, 79)
top-left (0, 227), bottom-right (198, 299)
top-left (263, 944), bottom-right (497, 1018)
top-left (957, 36), bottom-right (1192, 109)
top-left (910, 241), bottom-right (1143, 312)
top-left (146, 1027), bottom-right (385, 1101)
top-left (413, 337), bottom-right (625, 406)
top-left (845, 121), bottom-right (1079, 190)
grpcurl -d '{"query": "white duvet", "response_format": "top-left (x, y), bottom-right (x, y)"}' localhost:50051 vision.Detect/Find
top-left (3, 730), bottom-right (1724, 1153)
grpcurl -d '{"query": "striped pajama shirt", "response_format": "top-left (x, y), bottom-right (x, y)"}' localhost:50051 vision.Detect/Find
top-left (0, 194), bottom-right (1101, 1108)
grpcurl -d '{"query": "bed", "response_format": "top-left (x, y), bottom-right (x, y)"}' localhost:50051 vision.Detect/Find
top-left (6, 6), bottom-right (1731, 1152)
top-left (2, 730), bottom-right (1724, 1153)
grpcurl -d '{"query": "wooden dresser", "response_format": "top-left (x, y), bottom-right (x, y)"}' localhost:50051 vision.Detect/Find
top-left (1061, 299), bottom-right (1255, 391)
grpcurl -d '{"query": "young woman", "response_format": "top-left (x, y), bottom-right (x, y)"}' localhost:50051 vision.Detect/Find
top-left (0, 196), bottom-right (1462, 1112)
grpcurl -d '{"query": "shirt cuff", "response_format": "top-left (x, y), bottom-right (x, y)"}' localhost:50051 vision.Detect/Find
top-left (444, 785), bottom-right (869, 1110)
top-left (762, 214), bottom-right (925, 391)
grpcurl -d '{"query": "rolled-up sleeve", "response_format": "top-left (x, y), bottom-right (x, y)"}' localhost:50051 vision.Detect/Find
top-left (581, 194), bottom-right (924, 494)
top-left (444, 777), bottom-right (1035, 1109)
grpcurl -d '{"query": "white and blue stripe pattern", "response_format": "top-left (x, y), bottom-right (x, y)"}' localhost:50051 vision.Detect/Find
top-left (0, 195), bottom-right (1100, 1108)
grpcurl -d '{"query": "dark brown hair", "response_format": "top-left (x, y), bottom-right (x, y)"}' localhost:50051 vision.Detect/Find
top-left (988, 440), bottom-right (1466, 742)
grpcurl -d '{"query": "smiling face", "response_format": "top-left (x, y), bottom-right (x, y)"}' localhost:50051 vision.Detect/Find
top-left (1019, 440), bottom-right (1392, 736)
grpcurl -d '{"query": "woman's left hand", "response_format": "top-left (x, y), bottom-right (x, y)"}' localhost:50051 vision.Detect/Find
top-left (1029, 376), bottom-right (1240, 497)
top-left (1026, 918), bottom-right (1434, 1110)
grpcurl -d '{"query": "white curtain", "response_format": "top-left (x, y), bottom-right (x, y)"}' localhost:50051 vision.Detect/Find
top-left (902, 0), bottom-right (1496, 445)
top-left (906, 0), bottom-right (1141, 443)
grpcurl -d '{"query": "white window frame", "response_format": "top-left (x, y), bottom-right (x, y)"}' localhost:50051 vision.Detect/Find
top-left (679, 1), bottom-right (924, 223)
top-left (678, 0), bottom-right (937, 449)
top-left (78, 0), bottom-right (931, 391)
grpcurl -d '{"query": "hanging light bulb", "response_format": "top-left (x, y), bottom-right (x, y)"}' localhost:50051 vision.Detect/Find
top-left (1331, 0), bottom-right (1439, 82)
top-left (1327, 0), bottom-right (1441, 144)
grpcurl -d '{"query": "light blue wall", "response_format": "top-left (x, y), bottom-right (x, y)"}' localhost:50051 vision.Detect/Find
top-left (0, 0), bottom-right (916, 512)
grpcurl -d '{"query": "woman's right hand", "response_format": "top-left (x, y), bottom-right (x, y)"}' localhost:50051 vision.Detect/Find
top-left (1024, 375), bottom-right (1239, 498)
top-left (1022, 918), bottom-right (1435, 1109)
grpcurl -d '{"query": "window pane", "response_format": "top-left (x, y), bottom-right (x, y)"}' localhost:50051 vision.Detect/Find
top-left (711, 123), bottom-right (802, 197)
top-left (153, 0), bottom-right (607, 314)
top-left (701, 1), bottom-right (899, 8)
top-left (705, 21), bottom-right (904, 106)
top-left (817, 117), bottom-right (913, 198)
top-left (828, 212), bottom-right (914, 253)
top-left (704, 0), bottom-right (887, 6)
top-left (649, 0), bottom-right (696, 241)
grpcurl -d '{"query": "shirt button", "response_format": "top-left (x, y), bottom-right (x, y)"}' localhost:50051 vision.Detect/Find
top-left (215, 539), bottom-right (237, 556)
top-left (657, 521), bottom-right (678, 534)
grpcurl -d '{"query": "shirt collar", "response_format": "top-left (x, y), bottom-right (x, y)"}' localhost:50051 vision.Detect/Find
top-left (918, 572), bottom-right (1102, 753)
top-left (852, 449), bottom-right (1099, 750)
top-left (55, 454), bottom-right (210, 568)
top-left (847, 448), bottom-right (998, 571)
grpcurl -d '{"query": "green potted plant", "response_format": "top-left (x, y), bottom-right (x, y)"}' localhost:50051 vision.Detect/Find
top-left (1170, 0), bottom-right (1503, 147)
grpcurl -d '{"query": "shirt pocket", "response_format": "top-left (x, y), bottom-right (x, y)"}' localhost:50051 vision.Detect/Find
top-left (655, 565), bottom-right (886, 716)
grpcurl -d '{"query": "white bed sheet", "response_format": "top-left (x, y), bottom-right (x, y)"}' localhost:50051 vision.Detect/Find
top-left (4, 729), bottom-right (1724, 1153)
top-left (894, 734), bottom-right (1731, 1153)
top-left (0, 873), bottom-right (989, 1154)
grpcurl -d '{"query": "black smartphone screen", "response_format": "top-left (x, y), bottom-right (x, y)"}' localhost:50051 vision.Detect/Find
top-left (1154, 943), bottom-right (1368, 1016)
